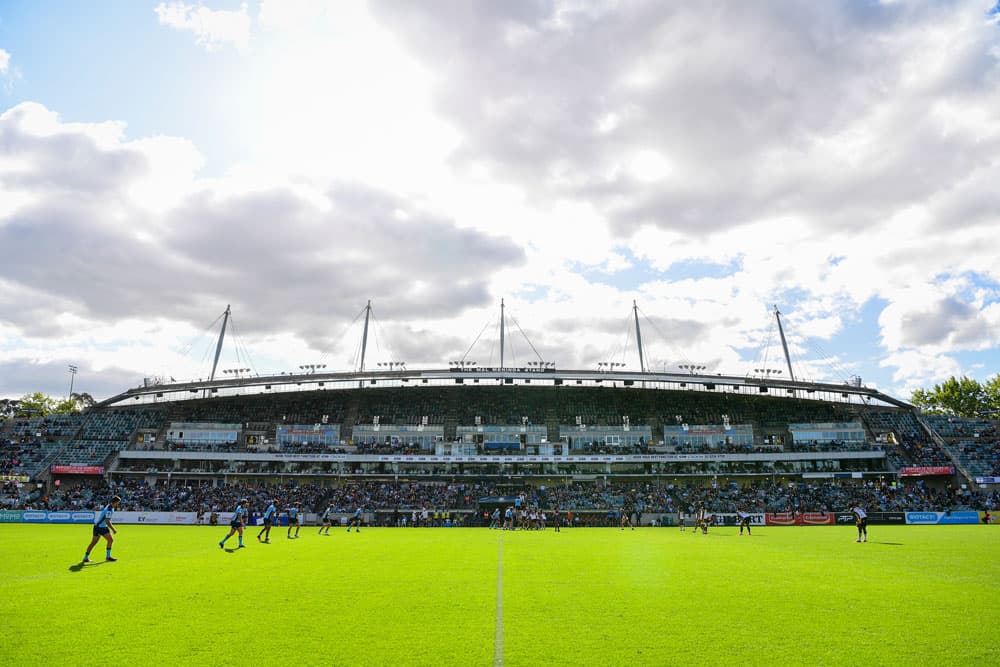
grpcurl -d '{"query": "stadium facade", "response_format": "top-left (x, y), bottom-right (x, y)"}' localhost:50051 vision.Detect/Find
top-left (3, 303), bottom-right (995, 520)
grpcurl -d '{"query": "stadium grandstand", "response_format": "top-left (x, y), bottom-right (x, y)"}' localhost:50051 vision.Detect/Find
top-left (3, 302), bottom-right (998, 521)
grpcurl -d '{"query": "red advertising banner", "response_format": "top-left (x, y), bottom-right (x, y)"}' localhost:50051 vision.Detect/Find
top-left (765, 512), bottom-right (836, 526)
top-left (900, 466), bottom-right (955, 476)
top-left (50, 465), bottom-right (105, 475)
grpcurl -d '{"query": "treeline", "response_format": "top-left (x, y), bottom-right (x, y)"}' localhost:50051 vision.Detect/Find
top-left (910, 375), bottom-right (1000, 418)
top-left (0, 392), bottom-right (97, 418)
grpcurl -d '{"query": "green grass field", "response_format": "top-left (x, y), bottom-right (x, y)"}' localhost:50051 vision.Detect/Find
top-left (2, 524), bottom-right (998, 666)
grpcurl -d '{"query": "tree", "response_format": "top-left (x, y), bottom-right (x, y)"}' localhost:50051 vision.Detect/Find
top-left (16, 392), bottom-right (56, 417)
top-left (909, 388), bottom-right (938, 413)
top-left (983, 374), bottom-right (1000, 415)
top-left (70, 392), bottom-right (96, 411)
top-left (910, 376), bottom-right (989, 418)
top-left (53, 397), bottom-right (82, 414)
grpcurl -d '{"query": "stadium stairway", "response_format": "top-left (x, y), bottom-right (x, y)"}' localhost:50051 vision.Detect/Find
top-left (545, 407), bottom-right (559, 445)
top-left (915, 414), bottom-right (976, 484)
top-left (443, 412), bottom-right (457, 442)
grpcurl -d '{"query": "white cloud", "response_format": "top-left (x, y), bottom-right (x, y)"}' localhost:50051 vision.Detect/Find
top-left (879, 350), bottom-right (964, 397)
top-left (154, 2), bottom-right (251, 52)
top-left (0, 102), bottom-right (525, 395)
top-left (0, 47), bottom-right (23, 93)
top-left (6, 2), bottom-right (1000, 398)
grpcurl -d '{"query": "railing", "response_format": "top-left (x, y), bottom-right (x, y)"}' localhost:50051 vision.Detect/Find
top-left (915, 414), bottom-right (975, 482)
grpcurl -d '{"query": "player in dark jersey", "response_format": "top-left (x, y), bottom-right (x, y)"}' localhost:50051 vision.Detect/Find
top-left (83, 495), bottom-right (121, 563)
top-left (737, 509), bottom-right (752, 535)
top-left (620, 505), bottom-right (634, 531)
top-left (852, 505), bottom-right (868, 543)
top-left (219, 498), bottom-right (249, 549)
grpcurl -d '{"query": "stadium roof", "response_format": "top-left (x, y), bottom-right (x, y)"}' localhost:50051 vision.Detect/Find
top-left (98, 366), bottom-right (912, 410)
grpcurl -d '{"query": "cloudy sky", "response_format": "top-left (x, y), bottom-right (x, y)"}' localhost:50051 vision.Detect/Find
top-left (1, 0), bottom-right (999, 401)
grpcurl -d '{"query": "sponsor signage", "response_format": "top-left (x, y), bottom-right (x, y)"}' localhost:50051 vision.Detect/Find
top-left (835, 511), bottom-right (906, 525)
top-left (905, 511), bottom-right (980, 525)
top-left (979, 512), bottom-right (997, 524)
top-left (50, 465), bottom-right (105, 475)
top-left (114, 511), bottom-right (197, 525)
top-left (714, 512), bottom-right (766, 526)
top-left (975, 477), bottom-right (1000, 484)
top-left (0, 510), bottom-right (23, 522)
top-left (765, 512), bottom-right (835, 526)
top-left (20, 510), bottom-right (95, 523)
top-left (900, 466), bottom-right (955, 476)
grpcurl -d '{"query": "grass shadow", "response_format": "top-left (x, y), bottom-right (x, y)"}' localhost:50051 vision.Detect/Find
top-left (68, 561), bottom-right (106, 572)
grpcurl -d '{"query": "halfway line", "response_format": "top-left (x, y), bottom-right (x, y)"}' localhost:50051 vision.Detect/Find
top-left (494, 532), bottom-right (504, 667)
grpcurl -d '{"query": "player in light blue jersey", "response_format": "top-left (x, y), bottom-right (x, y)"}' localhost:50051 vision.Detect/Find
top-left (347, 507), bottom-right (362, 532)
top-left (287, 505), bottom-right (300, 538)
top-left (83, 495), bottom-right (121, 563)
top-left (319, 504), bottom-right (334, 535)
top-left (219, 499), bottom-right (249, 549)
top-left (257, 501), bottom-right (278, 543)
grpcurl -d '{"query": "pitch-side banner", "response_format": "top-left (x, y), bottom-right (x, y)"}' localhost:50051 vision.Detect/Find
top-left (979, 512), bottom-right (998, 524)
top-left (765, 512), bottom-right (835, 526)
top-left (21, 510), bottom-right (96, 523)
top-left (713, 512), bottom-right (766, 526)
top-left (905, 511), bottom-right (980, 525)
top-left (835, 512), bottom-right (906, 525)
top-left (113, 511), bottom-right (197, 525)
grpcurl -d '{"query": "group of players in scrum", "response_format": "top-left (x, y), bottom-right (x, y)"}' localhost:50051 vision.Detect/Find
top-left (679, 508), bottom-right (753, 535)
top-left (489, 504), bottom-right (641, 531)
top-left (79, 497), bottom-right (874, 561)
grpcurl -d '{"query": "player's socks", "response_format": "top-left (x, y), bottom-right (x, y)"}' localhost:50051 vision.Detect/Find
top-left (106, 549), bottom-right (111, 559)
top-left (83, 555), bottom-right (90, 562)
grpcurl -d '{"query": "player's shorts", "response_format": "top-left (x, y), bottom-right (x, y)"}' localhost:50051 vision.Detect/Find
top-left (321, 517), bottom-right (331, 525)
top-left (857, 518), bottom-right (868, 528)
top-left (289, 517), bottom-right (299, 525)
top-left (230, 520), bottom-right (243, 529)
top-left (93, 526), bottom-right (110, 536)
top-left (262, 518), bottom-right (272, 527)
